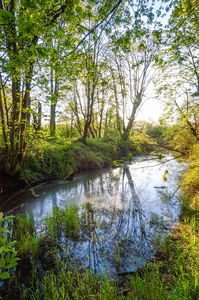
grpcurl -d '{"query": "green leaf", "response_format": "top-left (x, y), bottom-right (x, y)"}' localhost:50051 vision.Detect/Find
top-left (0, 271), bottom-right (10, 279)
top-left (0, 257), bottom-right (5, 268)
top-left (8, 241), bottom-right (17, 247)
top-left (11, 252), bottom-right (18, 259)
top-left (5, 261), bottom-right (18, 269)
top-left (5, 252), bottom-right (10, 262)
top-left (0, 247), bottom-right (6, 254)
top-left (12, 257), bottom-right (20, 262)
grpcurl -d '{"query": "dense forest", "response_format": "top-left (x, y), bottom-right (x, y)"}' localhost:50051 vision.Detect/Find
top-left (0, 0), bottom-right (199, 299)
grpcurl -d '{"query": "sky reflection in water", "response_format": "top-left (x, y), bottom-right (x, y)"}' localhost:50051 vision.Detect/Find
top-left (15, 155), bottom-right (185, 276)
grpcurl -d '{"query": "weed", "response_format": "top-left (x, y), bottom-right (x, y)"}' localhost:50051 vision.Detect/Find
top-left (128, 152), bottom-right (133, 162)
top-left (63, 204), bottom-right (80, 238)
top-left (112, 160), bottom-right (121, 168)
top-left (14, 212), bottom-right (39, 259)
top-left (0, 214), bottom-right (20, 280)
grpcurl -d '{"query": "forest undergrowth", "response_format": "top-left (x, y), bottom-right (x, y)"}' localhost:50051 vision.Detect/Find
top-left (3, 126), bottom-right (154, 183)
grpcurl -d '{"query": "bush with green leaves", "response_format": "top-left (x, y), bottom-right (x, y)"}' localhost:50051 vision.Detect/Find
top-left (181, 144), bottom-right (199, 200)
top-left (19, 134), bottom-right (118, 182)
top-left (0, 213), bottom-right (20, 280)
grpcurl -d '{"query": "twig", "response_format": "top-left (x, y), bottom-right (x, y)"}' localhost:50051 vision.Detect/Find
top-left (131, 156), bottom-right (183, 169)
top-left (24, 179), bottom-right (39, 197)
top-left (0, 170), bottom-right (53, 210)
top-left (27, 182), bottom-right (48, 190)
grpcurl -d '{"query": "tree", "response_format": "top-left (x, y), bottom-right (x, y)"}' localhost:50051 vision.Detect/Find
top-left (0, 0), bottom-right (77, 170)
top-left (0, 0), bottom-right (124, 171)
top-left (157, 0), bottom-right (199, 141)
top-left (109, 35), bottom-right (159, 140)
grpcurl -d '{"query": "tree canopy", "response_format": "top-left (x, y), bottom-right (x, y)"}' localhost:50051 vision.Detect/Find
top-left (0, 0), bottom-right (198, 172)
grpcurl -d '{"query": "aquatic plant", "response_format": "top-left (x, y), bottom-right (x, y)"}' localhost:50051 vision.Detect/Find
top-left (1, 191), bottom-right (199, 300)
top-left (64, 204), bottom-right (80, 238)
top-left (14, 212), bottom-right (39, 258)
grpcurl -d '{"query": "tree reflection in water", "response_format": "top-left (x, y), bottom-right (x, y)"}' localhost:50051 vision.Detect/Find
top-left (63, 165), bottom-right (162, 276)
top-left (13, 157), bottom-right (183, 276)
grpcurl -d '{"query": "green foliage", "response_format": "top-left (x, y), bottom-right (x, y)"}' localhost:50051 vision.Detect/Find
top-left (17, 127), bottom-right (159, 182)
top-left (114, 137), bottom-right (137, 158)
top-left (0, 214), bottom-right (20, 280)
top-left (146, 124), bottom-right (166, 139)
top-left (2, 192), bottom-right (199, 300)
top-left (167, 287), bottom-right (191, 300)
top-left (28, 265), bottom-right (119, 300)
top-left (19, 132), bottom-right (119, 181)
top-left (181, 144), bottom-right (199, 200)
top-left (112, 160), bottom-right (121, 168)
top-left (44, 205), bottom-right (80, 242)
top-left (131, 130), bottom-right (155, 153)
top-left (169, 126), bottom-right (198, 155)
top-left (129, 263), bottom-right (167, 300)
top-left (14, 213), bottom-right (39, 258)
top-left (128, 152), bottom-right (133, 161)
top-left (77, 149), bottom-right (103, 170)
top-left (85, 138), bottom-right (116, 165)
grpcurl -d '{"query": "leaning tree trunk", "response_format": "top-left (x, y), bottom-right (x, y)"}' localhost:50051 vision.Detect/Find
top-left (122, 93), bottom-right (142, 141)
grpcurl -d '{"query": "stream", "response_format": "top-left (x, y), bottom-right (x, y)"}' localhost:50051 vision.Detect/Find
top-left (4, 155), bottom-right (185, 276)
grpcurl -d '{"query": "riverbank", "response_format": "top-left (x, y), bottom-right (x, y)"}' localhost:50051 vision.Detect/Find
top-left (0, 134), bottom-right (146, 213)
top-left (1, 128), bottom-right (155, 184)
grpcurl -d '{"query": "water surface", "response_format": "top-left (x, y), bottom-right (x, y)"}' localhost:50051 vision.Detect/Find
top-left (7, 155), bottom-right (185, 276)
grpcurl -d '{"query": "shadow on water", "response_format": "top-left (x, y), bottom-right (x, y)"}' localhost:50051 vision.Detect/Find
top-left (3, 156), bottom-right (185, 276)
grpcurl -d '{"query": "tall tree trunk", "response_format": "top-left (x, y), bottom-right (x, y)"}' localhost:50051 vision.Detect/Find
top-left (50, 69), bottom-right (59, 135)
top-left (10, 77), bottom-right (21, 170)
top-left (0, 90), bottom-right (8, 154)
top-left (38, 102), bottom-right (42, 131)
top-left (83, 121), bottom-right (90, 143)
top-left (33, 102), bottom-right (42, 133)
top-left (103, 109), bottom-right (109, 137)
top-left (20, 61), bottom-right (34, 163)
top-left (0, 73), bottom-right (9, 128)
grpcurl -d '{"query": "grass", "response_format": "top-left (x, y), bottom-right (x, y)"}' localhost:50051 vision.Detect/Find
top-left (20, 135), bottom-right (118, 182)
top-left (43, 205), bottom-right (80, 243)
top-left (0, 198), bottom-right (198, 300)
top-left (13, 213), bottom-right (39, 259)
top-left (18, 127), bottom-right (148, 182)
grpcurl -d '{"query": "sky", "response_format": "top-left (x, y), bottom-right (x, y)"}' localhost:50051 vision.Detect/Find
top-left (136, 97), bottom-right (164, 123)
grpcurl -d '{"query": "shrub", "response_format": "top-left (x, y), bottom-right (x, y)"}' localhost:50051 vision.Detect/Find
top-left (0, 214), bottom-right (20, 280)
top-left (181, 144), bottom-right (199, 200)
top-left (128, 152), bottom-right (133, 161)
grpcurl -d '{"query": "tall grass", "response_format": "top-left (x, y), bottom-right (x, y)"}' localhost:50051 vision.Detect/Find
top-left (2, 199), bottom-right (199, 299)
top-left (13, 212), bottom-right (39, 258)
